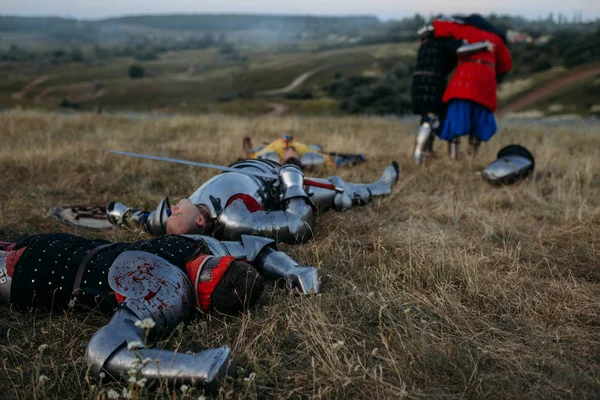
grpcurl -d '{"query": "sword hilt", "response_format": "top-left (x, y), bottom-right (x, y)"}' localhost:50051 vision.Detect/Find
top-left (304, 179), bottom-right (344, 193)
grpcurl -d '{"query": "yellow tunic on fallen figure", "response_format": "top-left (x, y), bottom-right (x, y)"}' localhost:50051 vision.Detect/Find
top-left (246, 136), bottom-right (366, 169)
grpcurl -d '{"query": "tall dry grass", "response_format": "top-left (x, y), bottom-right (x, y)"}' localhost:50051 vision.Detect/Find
top-left (0, 110), bottom-right (599, 399)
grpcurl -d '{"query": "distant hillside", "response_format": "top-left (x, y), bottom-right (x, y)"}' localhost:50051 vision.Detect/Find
top-left (0, 14), bottom-right (382, 45)
top-left (102, 14), bottom-right (381, 34)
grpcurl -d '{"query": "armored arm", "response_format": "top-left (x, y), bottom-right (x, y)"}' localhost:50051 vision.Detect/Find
top-left (417, 24), bottom-right (434, 40)
top-left (107, 198), bottom-right (171, 236)
top-left (86, 251), bottom-right (235, 389)
top-left (195, 235), bottom-right (320, 295)
top-left (217, 165), bottom-right (315, 243)
top-left (456, 41), bottom-right (493, 56)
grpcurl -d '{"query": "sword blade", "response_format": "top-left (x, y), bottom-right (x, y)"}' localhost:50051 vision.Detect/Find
top-left (108, 150), bottom-right (344, 193)
top-left (108, 150), bottom-right (279, 180)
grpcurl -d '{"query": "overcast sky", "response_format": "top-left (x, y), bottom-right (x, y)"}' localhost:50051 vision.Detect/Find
top-left (1, 0), bottom-right (599, 21)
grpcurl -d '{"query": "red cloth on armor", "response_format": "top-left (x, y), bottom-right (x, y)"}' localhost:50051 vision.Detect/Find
top-left (433, 20), bottom-right (513, 111)
top-left (186, 254), bottom-right (235, 313)
top-left (1, 246), bottom-right (27, 278)
top-left (226, 194), bottom-right (264, 213)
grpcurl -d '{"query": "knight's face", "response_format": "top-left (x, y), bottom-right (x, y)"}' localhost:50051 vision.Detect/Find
top-left (166, 199), bottom-right (208, 235)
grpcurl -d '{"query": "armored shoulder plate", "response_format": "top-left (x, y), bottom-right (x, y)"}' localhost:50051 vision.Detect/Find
top-left (256, 151), bottom-right (281, 164)
top-left (229, 158), bottom-right (281, 176)
top-left (108, 251), bottom-right (194, 330)
top-left (300, 152), bottom-right (327, 169)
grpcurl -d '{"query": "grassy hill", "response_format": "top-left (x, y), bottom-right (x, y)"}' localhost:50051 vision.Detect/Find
top-left (0, 110), bottom-right (599, 398)
top-left (0, 42), bottom-right (417, 114)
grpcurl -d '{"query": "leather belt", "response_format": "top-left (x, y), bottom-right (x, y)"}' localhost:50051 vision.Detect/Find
top-left (459, 59), bottom-right (495, 68)
top-left (72, 243), bottom-right (117, 295)
top-left (413, 71), bottom-right (444, 77)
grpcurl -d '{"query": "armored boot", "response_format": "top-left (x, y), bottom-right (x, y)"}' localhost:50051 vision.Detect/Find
top-left (448, 137), bottom-right (460, 160)
top-left (413, 114), bottom-right (439, 165)
top-left (305, 162), bottom-right (399, 211)
top-left (86, 251), bottom-right (236, 388)
top-left (328, 161), bottom-right (399, 210)
top-left (413, 121), bottom-right (433, 165)
top-left (189, 234), bottom-right (321, 295)
top-left (86, 307), bottom-right (234, 388)
top-left (255, 246), bottom-right (320, 294)
top-left (107, 197), bottom-right (171, 236)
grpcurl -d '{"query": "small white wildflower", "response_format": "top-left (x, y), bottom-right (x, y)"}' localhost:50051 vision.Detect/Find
top-left (107, 389), bottom-right (119, 399)
top-left (142, 357), bottom-right (153, 366)
top-left (180, 384), bottom-right (189, 394)
top-left (122, 388), bottom-right (132, 399)
top-left (68, 297), bottom-right (77, 308)
top-left (243, 372), bottom-right (257, 382)
top-left (128, 376), bottom-right (137, 384)
top-left (38, 375), bottom-right (49, 384)
top-left (136, 378), bottom-right (147, 388)
top-left (128, 368), bottom-right (138, 377)
top-left (131, 358), bottom-right (142, 366)
top-left (332, 340), bottom-right (345, 349)
top-left (134, 318), bottom-right (156, 330)
top-left (127, 341), bottom-right (143, 350)
top-left (98, 372), bottom-right (106, 379)
top-left (38, 344), bottom-right (49, 352)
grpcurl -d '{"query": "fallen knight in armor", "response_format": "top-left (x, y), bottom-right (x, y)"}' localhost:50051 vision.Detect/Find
top-left (243, 135), bottom-right (367, 169)
top-left (0, 232), bottom-right (317, 389)
top-left (106, 159), bottom-right (399, 247)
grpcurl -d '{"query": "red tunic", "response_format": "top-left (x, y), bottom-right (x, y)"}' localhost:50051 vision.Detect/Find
top-left (433, 20), bottom-right (513, 111)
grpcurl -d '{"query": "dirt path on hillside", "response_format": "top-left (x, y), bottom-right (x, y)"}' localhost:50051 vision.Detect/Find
top-left (259, 66), bottom-right (329, 96)
top-left (498, 64), bottom-right (600, 115)
top-left (11, 75), bottom-right (54, 100)
top-left (265, 102), bottom-right (290, 116)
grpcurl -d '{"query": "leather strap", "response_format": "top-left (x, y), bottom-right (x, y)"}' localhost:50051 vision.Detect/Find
top-left (459, 59), bottom-right (495, 68)
top-left (72, 243), bottom-right (116, 295)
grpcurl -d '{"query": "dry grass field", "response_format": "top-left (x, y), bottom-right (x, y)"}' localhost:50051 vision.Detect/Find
top-left (0, 110), bottom-right (599, 399)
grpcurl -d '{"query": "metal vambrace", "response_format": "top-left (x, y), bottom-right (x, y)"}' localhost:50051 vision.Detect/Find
top-left (106, 197), bottom-right (170, 236)
top-left (255, 246), bottom-right (321, 294)
top-left (457, 41), bottom-right (491, 56)
top-left (279, 164), bottom-right (309, 201)
top-left (86, 308), bottom-right (235, 389)
top-left (217, 165), bottom-right (314, 243)
top-left (0, 253), bottom-right (11, 305)
top-left (217, 198), bottom-right (315, 243)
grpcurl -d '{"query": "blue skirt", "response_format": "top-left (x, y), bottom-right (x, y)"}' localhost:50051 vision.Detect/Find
top-left (439, 99), bottom-right (497, 142)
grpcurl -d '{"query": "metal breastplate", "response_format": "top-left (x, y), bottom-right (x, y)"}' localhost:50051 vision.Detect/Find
top-left (188, 172), bottom-right (277, 218)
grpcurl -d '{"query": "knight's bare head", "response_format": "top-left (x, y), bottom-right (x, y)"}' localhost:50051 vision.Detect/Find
top-left (166, 199), bottom-right (210, 235)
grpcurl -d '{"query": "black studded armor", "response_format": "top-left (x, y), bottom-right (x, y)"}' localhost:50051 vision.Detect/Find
top-left (8, 234), bottom-right (207, 310)
top-left (411, 38), bottom-right (463, 117)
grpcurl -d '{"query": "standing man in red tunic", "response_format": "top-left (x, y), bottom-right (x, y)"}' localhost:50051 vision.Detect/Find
top-left (420, 15), bottom-right (513, 159)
